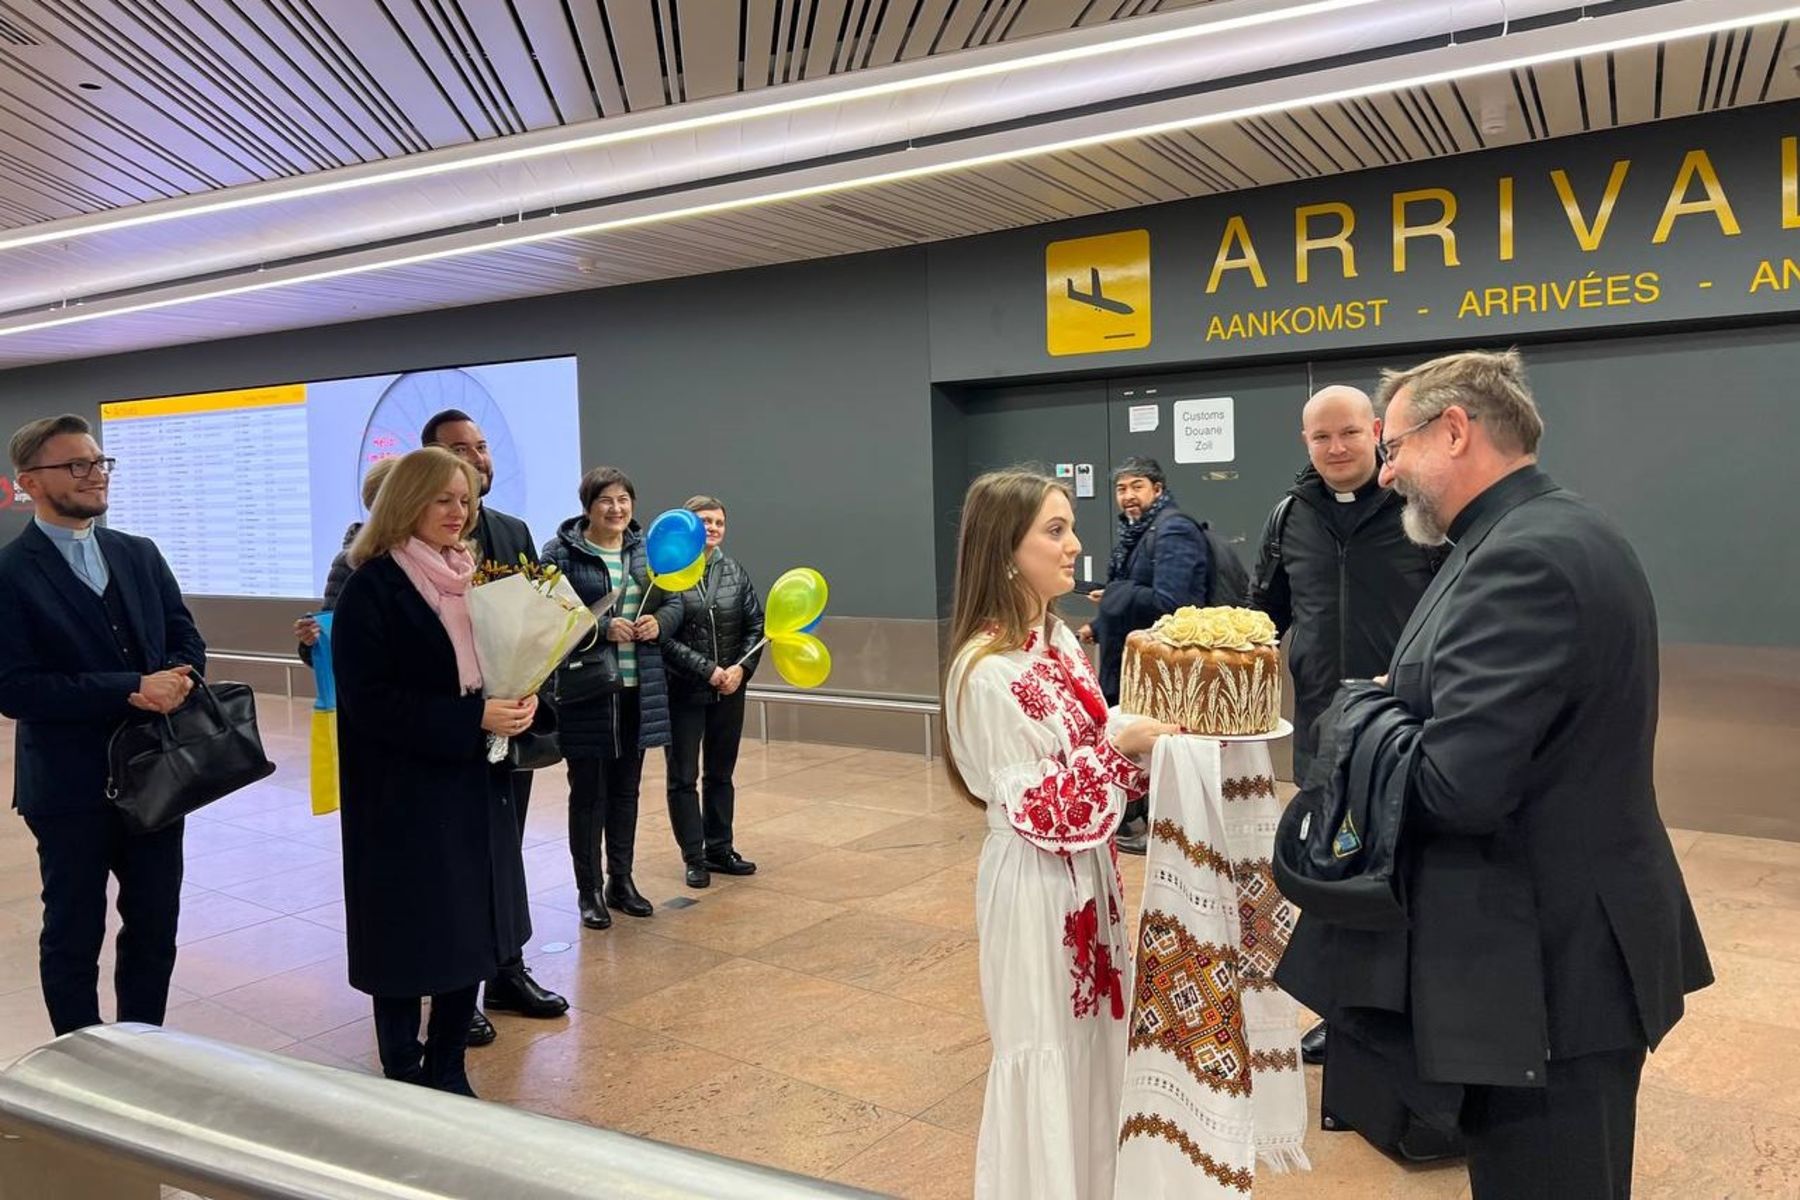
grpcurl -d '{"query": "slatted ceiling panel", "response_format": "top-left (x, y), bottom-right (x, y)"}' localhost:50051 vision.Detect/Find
top-left (1532, 61), bottom-right (1585, 137)
top-left (1756, 23), bottom-right (1794, 100)
top-left (1731, 26), bottom-right (1776, 105)
top-left (898, 0), bottom-right (958, 61)
top-left (673, 0), bottom-right (739, 100)
top-left (1132, 133), bottom-right (1218, 193)
top-left (1199, 120), bottom-right (1304, 187)
top-left (600, 0), bottom-right (667, 110)
top-left (933, 0), bottom-right (993, 57)
top-left (1577, 53), bottom-right (1610, 127)
top-left (828, 0), bottom-right (867, 72)
top-left (507, 2), bottom-right (597, 123)
top-left (1004, 0), bottom-right (1094, 40)
top-left (1277, 108), bottom-right (1356, 174)
top-left (1327, 99), bottom-right (1395, 167)
top-left (1746, 22), bottom-right (1796, 102)
top-left (453, 1), bottom-right (560, 129)
top-left (1113, 137), bottom-right (1223, 196)
top-left (548, 1), bottom-right (620, 115)
top-left (1766, 23), bottom-right (1800, 99)
top-left (1243, 114), bottom-right (1326, 178)
top-left (1049, 146), bottom-right (1164, 206)
top-left (1658, 32), bottom-right (1711, 119)
top-left (797, 0), bottom-right (846, 79)
top-left (739, 0), bottom-right (778, 87)
top-left (20, 10), bottom-right (273, 183)
top-left (859, 0), bottom-right (918, 68)
top-left (1418, 87), bottom-right (1471, 156)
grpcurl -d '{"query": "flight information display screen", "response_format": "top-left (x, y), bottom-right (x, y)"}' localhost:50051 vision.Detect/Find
top-left (99, 356), bottom-right (581, 598)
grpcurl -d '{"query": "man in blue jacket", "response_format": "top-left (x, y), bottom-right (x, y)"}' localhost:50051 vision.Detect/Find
top-left (0, 415), bottom-right (206, 1034)
top-left (1079, 456), bottom-right (1209, 853)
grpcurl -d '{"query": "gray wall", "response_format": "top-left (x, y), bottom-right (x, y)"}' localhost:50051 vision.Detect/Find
top-left (0, 248), bottom-right (938, 635)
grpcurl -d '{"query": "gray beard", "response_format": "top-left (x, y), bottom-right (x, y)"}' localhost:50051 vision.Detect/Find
top-left (1400, 496), bottom-right (1449, 547)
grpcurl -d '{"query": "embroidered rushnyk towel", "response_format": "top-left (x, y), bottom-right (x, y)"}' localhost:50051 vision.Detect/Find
top-left (1115, 734), bottom-right (1309, 1198)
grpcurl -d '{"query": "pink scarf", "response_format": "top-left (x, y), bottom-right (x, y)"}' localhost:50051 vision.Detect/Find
top-left (391, 537), bottom-right (483, 693)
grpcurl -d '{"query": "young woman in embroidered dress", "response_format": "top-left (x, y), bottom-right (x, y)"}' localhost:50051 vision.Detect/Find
top-left (943, 469), bottom-right (1179, 1200)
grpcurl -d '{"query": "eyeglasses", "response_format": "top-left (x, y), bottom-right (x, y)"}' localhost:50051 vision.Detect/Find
top-left (21, 456), bottom-right (116, 479)
top-left (1377, 413), bottom-right (1444, 460)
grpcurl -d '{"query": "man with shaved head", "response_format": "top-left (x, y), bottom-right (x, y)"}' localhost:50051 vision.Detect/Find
top-left (1251, 382), bottom-right (1440, 1066)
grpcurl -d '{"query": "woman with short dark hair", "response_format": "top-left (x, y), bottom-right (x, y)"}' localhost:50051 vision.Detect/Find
top-left (543, 466), bottom-right (673, 928)
top-left (658, 496), bottom-right (765, 888)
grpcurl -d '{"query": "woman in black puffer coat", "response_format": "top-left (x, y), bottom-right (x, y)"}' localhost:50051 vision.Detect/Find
top-left (658, 496), bottom-right (765, 889)
top-left (540, 467), bottom-right (673, 930)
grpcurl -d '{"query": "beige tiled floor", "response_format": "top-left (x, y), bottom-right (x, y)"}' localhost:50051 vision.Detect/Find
top-left (2, 698), bottom-right (1796, 1197)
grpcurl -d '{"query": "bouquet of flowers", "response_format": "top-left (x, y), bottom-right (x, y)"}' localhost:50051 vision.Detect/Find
top-left (468, 556), bottom-right (598, 764)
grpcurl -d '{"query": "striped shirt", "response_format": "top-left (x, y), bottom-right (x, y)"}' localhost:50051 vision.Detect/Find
top-left (589, 541), bottom-right (640, 688)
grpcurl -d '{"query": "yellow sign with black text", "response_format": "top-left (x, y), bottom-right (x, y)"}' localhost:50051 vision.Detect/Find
top-left (1046, 230), bottom-right (1151, 355)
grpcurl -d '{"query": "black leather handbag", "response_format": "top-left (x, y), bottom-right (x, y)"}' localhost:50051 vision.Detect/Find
top-left (552, 642), bottom-right (621, 707)
top-left (504, 695), bottom-right (563, 771)
top-left (105, 678), bottom-right (277, 834)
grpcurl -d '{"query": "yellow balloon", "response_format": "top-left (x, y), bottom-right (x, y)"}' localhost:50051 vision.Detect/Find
top-left (770, 632), bottom-right (831, 689)
top-left (766, 567), bottom-right (829, 636)
top-left (651, 550), bottom-right (706, 593)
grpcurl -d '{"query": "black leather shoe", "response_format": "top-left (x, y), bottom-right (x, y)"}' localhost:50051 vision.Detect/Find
top-left (685, 862), bottom-right (711, 888)
top-left (466, 1010), bottom-right (496, 1047)
top-left (605, 877), bottom-right (655, 918)
top-left (1115, 818), bottom-right (1148, 857)
top-left (704, 849), bottom-right (757, 876)
top-left (1396, 1118), bottom-right (1465, 1162)
top-left (484, 965), bottom-right (568, 1018)
top-left (1301, 1019), bottom-right (1328, 1065)
top-left (578, 891), bottom-right (611, 930)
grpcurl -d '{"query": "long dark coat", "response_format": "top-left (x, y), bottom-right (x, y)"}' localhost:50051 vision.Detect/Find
top-left (332, 554), bottom-right (533, 998)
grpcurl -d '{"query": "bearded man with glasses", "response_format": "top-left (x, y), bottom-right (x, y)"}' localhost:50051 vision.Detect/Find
top-left (0, 413), bottom-right (207, 1035)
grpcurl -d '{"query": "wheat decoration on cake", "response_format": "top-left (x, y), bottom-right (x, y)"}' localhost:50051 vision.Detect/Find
top-left (1119, 606), bottom-right (1282, 736)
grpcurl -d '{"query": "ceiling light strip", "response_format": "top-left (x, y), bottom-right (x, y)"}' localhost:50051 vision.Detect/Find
top-left (3, 1), bottom-right (1793, 339)
top-left (0, 0), bottom-right (1460, 254)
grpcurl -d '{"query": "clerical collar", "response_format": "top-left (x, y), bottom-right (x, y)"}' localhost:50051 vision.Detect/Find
top-left (35, 516), bottom-right (95, 541)
top-left (1330, 475), bottom-right (1382, 504)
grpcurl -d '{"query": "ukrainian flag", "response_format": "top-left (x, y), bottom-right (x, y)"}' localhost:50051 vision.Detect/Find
top-left (309, 612), bottom-right (340, 817)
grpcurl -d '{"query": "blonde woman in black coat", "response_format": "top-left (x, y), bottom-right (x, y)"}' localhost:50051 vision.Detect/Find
top-left (332, 447), bottom-right (541, 1096)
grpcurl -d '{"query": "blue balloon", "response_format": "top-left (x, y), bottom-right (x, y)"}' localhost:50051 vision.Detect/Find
top-left (645, 509), bottom-right (706, 574)
top-left (800, 614), bottom-right (823, 634)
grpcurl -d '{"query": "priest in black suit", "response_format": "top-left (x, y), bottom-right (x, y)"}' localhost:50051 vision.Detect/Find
top-left (1281, 350), bottom-right (1711, 1198)
top-left (0, 415), bottom-right (207, 1035)
top-left (421, 409), bottom-right (567, 1033)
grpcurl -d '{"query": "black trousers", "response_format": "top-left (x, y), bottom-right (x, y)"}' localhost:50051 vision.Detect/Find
top-left (664, 693), bottom-right (746, 863)
top-left (372, 984), bottom-right (479, 1087)
top-left (568, 690), bottom-right (643, 891)
top-left (1462, 1045), bottom-right (1646, 1199)
top-left (24, 808), bottom-right (184, 1036)
top-left (488, 771), bottom-right (533, 984)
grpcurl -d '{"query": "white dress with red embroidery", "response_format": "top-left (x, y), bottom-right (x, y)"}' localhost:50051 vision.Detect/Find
top-left (945, 621), bottom-right (1149, 1200)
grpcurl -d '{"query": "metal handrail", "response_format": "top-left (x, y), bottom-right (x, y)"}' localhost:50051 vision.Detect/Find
top-left (207, 648), bottom-right (306, 703)
top-left (200, 652), bottom-right (946, 758)
top-left (743, 687), bottom-right (940, 759)
top-left (0, 1024), bottom-right (887, 1200)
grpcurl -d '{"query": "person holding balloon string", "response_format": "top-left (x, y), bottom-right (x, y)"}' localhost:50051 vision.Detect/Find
top-left (656, 496), bottom-right (766, 889)
top-left (541, 467), bottom-right (676, 929)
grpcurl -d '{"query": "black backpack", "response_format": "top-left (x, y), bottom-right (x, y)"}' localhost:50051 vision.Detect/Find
top-left (1201, 523), bottom-right (1250, 606)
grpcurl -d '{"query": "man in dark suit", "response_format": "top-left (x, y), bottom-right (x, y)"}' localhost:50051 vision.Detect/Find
top-left (1307, 350), bottom-right (1711, 1196)
top-left (0, 415), bottom-right (206, 1035)
top-left (420, 409), bottom-right (567, 1035)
